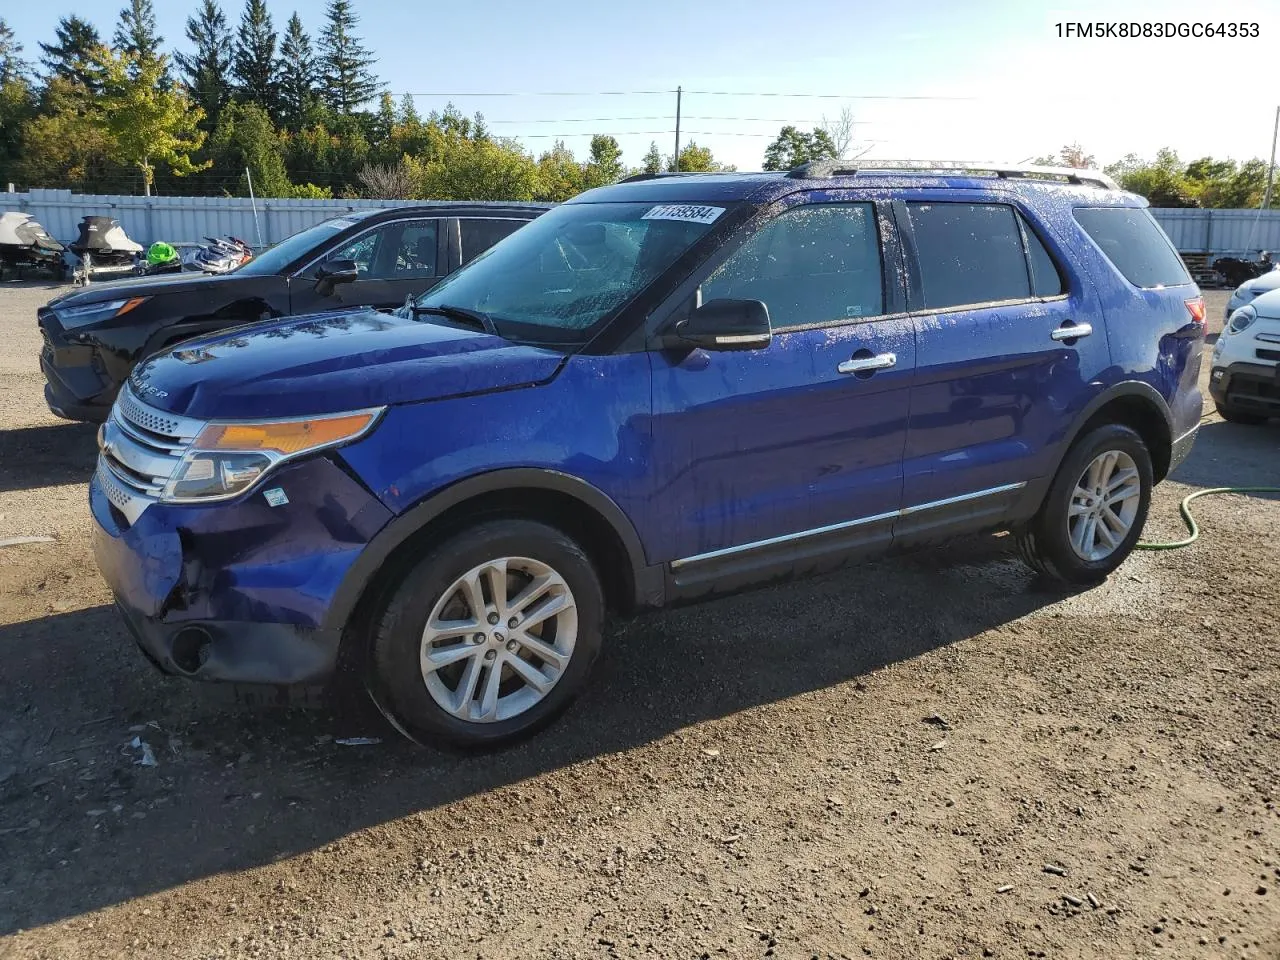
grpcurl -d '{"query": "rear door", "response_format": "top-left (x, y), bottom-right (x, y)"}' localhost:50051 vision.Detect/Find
top-left (896, 194), bottom-right (1110, 541)
top-left (290, 217), bottom-right (445, 313)
top-left (649, 197), bottom-right (916, 588)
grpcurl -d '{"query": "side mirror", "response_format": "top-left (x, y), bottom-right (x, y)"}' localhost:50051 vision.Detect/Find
top-left (665, 298), bottom-right (772, 351)
top-left (315, 258), bottom-right (359, 295)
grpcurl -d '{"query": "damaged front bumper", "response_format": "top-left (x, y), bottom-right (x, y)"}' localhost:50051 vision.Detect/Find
top-left (90, 455), bottom-right (392, 686)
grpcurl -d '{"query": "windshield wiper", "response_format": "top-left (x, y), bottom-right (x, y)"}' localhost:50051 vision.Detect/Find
top-left (409, 301), bottom-right (501, 337)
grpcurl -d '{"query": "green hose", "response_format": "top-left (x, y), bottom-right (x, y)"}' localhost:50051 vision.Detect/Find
top-left (1136, 486), bottom-right (1280, 550)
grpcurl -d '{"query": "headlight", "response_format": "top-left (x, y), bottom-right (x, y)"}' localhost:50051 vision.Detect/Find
top-left (1226, 306), bottom-right (1256, 335)
top-left (159, 408), bottom-right (383, 503)
top-left (55, 297), bottom-right (149, 329)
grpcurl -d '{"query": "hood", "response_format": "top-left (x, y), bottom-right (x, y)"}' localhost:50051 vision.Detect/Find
top-left (47, 270), bottom-right (242, 308)
top-left (128, 308), bottom-right (567, 420)
top-left (1240, 268), bottom-right (1280, 297)
top-left (1250, 286), bottom-right (1280, 319)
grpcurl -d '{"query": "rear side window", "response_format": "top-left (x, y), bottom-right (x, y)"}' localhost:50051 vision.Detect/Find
top-left (1073, 207), bottom-right (1191, 288)
top-left (461, 218), bottom-right (527, 264)
top-left (907, 203), bottom-right (1030, 309)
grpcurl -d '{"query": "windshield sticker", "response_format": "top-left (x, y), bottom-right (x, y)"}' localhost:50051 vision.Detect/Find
top-left (641, 204), bottom-right (725, 225)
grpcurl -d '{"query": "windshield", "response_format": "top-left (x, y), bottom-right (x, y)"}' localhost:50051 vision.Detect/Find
top-left (233, 215), bottom-right (367, 276)
top-left (415, 201), bottom-right (734, 340)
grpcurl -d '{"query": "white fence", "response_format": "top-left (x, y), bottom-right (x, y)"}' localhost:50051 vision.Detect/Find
top-left (0, 189), bottom-right (426, 248)
top-left (3, 187), bottom-right (1280, 256)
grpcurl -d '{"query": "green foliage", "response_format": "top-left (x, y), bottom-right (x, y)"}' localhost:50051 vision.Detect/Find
top-left (0, 18), bottom-right (31, 84)
top-left (583, 134), bottom-right (624, 189)
top-left (211, 100), bottom-right (290, 196)
top-left (92, 46), bottom-right (210, 192)
top-left (113, 0), bottom-right (163, 62)
top-left (319, 0), bottom-right (379, 114)
top-left (233, 0), bottom-right (278, 118)
top-left (762, 125), bottom-right (836, 171)
top-left (1098, 147), bottom-right (1270, 208)
top-left (670, 141), bottom-right (733, 173)
top-left (408, 136), bottom-right (540, 202)
top-left (640, 141), bottom-right (663, 175)
top-left (1031, 142), bottom-right (1096, 169)
top-left (38, 16), bottom-right (102, 93)
top-left (287, 181), bottom-right (332, 199)
top-left (277, 12), bottom-right (317, 131)
top-left (0, 76), bottom-right (37, 180)
top-left (14, 79), bottom-right (122, 190)
top-left (535, 140), bottom-right (584, 201)
top-left (175, 0), bottom-right (232, 129)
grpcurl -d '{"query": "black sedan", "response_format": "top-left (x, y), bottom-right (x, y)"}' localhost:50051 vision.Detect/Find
top-left (38, 203), bottom-right (550, 422)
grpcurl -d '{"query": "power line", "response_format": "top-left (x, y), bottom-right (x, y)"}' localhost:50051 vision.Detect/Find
top-left (399, 90), bottom-right (971, 100)
top-left (483, 116), bottom-right (834, 125)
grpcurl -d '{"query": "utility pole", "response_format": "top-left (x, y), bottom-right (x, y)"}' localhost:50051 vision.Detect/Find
top-left (1264, 105), bottom-right (1279, 210)
top-left (672, 86), bottom-right (682, 172)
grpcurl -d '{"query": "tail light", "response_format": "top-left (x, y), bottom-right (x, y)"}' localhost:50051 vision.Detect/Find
top-left (1185, 296), bottom-right (1207, 331)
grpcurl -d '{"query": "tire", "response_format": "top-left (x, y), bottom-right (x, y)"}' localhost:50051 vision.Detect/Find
top-left (1214, 402), bottom-right (1267, 426)
top-left (1016, 424), bottom-right (1153, 585)
top-left (368, 519), bottom-right (604, 749)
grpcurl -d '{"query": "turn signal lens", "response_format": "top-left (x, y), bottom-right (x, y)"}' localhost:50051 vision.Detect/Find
top-left (195, 411), bottom-right (379, 455)
top-left (1184, 296), bottom-right (1206, 329)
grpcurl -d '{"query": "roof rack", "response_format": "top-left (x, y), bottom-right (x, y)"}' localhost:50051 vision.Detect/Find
top-left (787, 160), bottom-right (1119, 191)
top-left (620, 171), bottom-right (714, 183)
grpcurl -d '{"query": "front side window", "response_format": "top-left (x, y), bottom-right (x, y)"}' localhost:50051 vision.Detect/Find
top-left (323, 219), bottom-right (439, 281)
top-left (416, 201), bottom-right (734, 340)
top-left (907, 202), bottom-right (1031, 309)
top-left (700, 203), bottom-right (884, 329)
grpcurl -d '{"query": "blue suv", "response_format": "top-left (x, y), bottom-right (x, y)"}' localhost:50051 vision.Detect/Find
top-left (91, 162), bottom-right (1207, 747)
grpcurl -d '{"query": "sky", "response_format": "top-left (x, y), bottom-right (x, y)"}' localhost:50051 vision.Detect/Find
top-left (5, 0), bottom-right (1278, 172)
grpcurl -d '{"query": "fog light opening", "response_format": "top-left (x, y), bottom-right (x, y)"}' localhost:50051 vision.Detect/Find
top-left (170, 627), bottom-right (212, 675)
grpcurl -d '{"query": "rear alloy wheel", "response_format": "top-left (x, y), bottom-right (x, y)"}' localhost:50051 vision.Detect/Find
top-left (370, 520), bottom-right (603, 748)
top-left (1016, 424), bottom-right (1153, 585)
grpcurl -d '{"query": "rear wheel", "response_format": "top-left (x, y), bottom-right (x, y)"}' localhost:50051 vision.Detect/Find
top-left (1016, 424), bottom-right (1153, 585)
top-left (1214, 402), bottom-right (1268, 426)
top-left (368, 519), bottom-right (604, 749)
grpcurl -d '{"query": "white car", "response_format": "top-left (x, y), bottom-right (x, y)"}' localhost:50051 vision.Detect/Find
top-left (1225, 266), bottom-right (1280, 321)
top-left (1211, 286), bottom-right (1280, 424)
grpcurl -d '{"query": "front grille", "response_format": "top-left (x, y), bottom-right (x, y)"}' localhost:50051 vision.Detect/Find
top-left (96, 386), bottom-right (205, 525)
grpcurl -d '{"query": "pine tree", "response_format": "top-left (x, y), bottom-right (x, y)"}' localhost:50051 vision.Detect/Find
top-left (277, 12), bottom-right (317, 129)
top-left (39, 16), bottom-right (103, 90)
top-left (113, 0), bottom-right (163, 61)
top-left (233, 0), bottom-right (278, 117)
top-left (175, 0), bottom-right (232, 128)
top-left (398, 92), bottom-right (420, 126)
top-left (318, 0), bottom-right (380, 114)
top-left (0, 18), bottom-right (31, 84)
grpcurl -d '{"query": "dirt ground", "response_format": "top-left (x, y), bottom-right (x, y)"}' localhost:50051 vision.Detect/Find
top-left (0, 282), bottom-right (1277, 960)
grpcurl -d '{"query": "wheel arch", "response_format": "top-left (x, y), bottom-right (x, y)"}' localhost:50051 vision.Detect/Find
top-left (1055, 381), bottom-right (1175, 483)
top-left (325, 468), bottom-right (664, 663)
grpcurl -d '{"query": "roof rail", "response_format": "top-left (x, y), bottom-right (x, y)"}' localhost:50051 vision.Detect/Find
top-left (619, 171), bottom-right (712, 183)
top-left (787, 159), bottom-right (1120, 191)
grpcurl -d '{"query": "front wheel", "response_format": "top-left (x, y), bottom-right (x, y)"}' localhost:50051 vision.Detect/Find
top-left (1016, 424), bottom-right (1153, 585)
top-left (369, 519), bottom-right (604, 749)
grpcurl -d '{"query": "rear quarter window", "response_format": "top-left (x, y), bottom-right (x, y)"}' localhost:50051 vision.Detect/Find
top-left (1073, 207), bottom-right (1191, 289)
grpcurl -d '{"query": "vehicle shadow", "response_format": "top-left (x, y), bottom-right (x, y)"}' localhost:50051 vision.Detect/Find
top-left (0, 422), bottom-right (98, 493)
top-left (1168, 418), bottom-right (1280, 493)
top-left (0, 534), bottom-right (1065, 933)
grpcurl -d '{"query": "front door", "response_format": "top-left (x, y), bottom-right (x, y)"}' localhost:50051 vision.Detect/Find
top-left (894, 195), bottom-right (1111, 541)
top-left (290, 217), bottom-right (445, 313)
top-left (649, 199), bottom-right (916, 593)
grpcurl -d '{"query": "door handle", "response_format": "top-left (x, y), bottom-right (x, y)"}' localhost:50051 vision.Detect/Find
top-left (838, 352), bottom-right (897, 375)
top-left (1051, 322), bottom-right (1093, 341)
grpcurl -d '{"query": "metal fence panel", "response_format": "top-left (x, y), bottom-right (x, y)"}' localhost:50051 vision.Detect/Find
top-left (5, 188), bottom-right (1280, 257)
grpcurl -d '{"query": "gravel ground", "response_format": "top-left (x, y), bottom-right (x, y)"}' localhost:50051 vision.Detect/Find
top-left (0, 284), bottom-right (1277, 959)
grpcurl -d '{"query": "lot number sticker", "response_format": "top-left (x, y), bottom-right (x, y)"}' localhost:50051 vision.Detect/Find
top-left (641, 204), bottom-right (725, 225)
